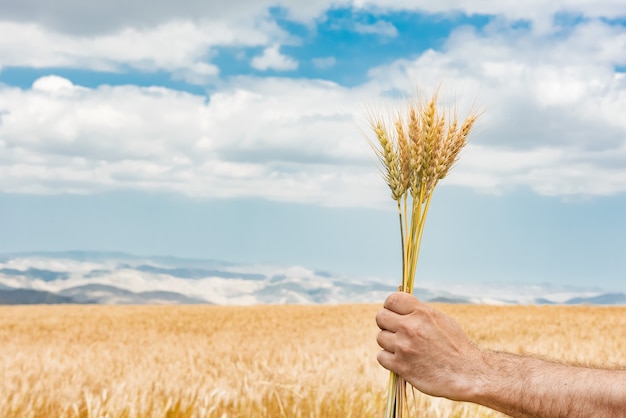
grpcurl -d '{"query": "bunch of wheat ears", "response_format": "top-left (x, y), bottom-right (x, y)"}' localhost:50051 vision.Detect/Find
top-left (367, 89), bottom-right (479, 418)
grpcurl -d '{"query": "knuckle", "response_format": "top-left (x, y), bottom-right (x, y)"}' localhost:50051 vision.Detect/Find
top-left (397, 318), bottom-right (424, 343)
top-left (394, 339), bottom-right (414, 357)
top-left (398, 316), bottom-right (419, 333)
top-left (410, 307), bottom-right (431, 325)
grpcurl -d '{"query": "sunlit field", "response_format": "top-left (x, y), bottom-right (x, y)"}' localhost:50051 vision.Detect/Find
top-left (1, 303), bottom-right (625, 418)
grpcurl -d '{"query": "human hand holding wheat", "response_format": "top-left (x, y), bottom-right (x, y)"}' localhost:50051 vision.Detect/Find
top-left (375, 292), bottom-right (483, 402)
top-left (366, 88), bottom-right (479, 417)
top-left (376, 293), bottom-right (626, 418)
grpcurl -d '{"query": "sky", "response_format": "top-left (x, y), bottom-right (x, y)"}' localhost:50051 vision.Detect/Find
top-left (0, 1), bottom-right (625, 291)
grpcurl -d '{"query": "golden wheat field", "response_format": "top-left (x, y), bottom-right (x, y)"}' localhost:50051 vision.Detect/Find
top-left (1, 303), bottom-right (625, 418)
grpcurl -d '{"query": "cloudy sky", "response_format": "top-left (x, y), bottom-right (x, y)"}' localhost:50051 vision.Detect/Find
top-left (1, 1), bottom-right (625, 291)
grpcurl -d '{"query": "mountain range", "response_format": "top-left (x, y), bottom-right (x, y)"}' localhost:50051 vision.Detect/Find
top-left (0, 251), bottom-right (624, 305)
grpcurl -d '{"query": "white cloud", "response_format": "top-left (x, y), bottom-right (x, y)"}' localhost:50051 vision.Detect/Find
top-left (1, 5), bottom-right (626, 206)
top-left (354, 20), bottom-right (398, 37)
top-left (2, 0), bottom-right (626, 35)
top-left (0, 75), bottom-right (385, 206)
top-left (312, 56), bottom-right (336, 69)
top-left (1, 2), bottom-right (624, 80)
top-left (0, 18), bottom-right (289, 80)
top-left (172, 62), bottom-right (220, 85)
top-left (31, 75), bottom-right (77, 94)
top-left (251, 44), bottom-right (299, 71)
top-left (0, 0), bottom-right (336, 35)
top-left (352, 0), bottom-right (626, 30)
top-left (362, 18), bottom-right (626, 197)
top-left (4, 9), bottom-right (626, 207)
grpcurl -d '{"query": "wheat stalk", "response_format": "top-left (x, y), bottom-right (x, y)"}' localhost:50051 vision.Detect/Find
top-left (367, 88), bottom-right (480, 418)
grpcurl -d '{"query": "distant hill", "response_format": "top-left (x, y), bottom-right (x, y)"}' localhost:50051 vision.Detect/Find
top-left (0, 289), bottom-right (81, 305)
top-left (429, 296), bottom-right (472, 304)
top-left (565, 293), bottom-right (626, 305)
top-left (59, 284), bottom-right (208, 305)
top-left (0, 251), bottom-right (623, 306)
top-left (130, 264), bottom-right (265, 280)
top-left (0, 267), bottom-right (69, 282)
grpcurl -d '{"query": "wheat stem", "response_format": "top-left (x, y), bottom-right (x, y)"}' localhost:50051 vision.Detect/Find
top-left (397, 201), bottom-right (406, 292)
top-left (408, 191), bottom-right (434, 292)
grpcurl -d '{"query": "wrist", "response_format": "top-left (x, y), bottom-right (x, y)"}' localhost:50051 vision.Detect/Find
top-left (462, 349), bottom-right (502, 405)
top-left (439, 347), bottom-right (495, 404)
top-left (466, 349), bottom-right (539, 414)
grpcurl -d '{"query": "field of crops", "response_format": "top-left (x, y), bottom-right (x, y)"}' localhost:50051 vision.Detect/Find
top-left (1, 303), bottom-right (625, 417)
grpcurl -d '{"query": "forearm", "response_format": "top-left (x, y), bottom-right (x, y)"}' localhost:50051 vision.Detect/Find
top-left (469, 350), bottom-right (626, 418)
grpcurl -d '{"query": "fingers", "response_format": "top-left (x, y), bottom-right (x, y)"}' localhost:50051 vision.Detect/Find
top-left (376, 329), bottom-right (395, 352)
top-left (377, 292), bottom-right (421, 331)
top-left (384, 292), bottom-right (419, 315)
top-left (376, 308), bottom-right (402, 332)
top-left (376, 349), bottom-right (396, 372)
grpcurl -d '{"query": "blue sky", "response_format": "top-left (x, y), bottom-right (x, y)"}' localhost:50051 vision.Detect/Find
top-left (1, 1), bottom-right (625, 291)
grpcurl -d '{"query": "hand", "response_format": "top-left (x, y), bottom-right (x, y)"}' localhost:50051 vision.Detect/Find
top-left (375, 292), bottom-right (484, 402)
top-left (377, 292), bottom-right (626, 417)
